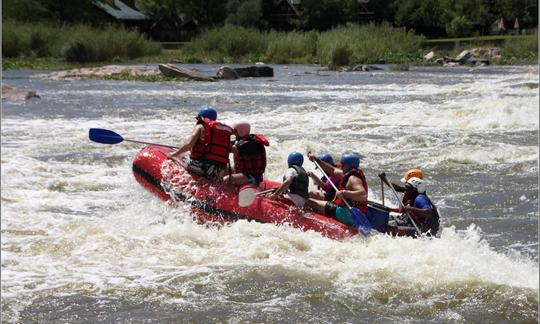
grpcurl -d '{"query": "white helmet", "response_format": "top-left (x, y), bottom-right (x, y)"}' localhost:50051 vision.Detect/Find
top-left (406, 177), bottom-right (426, 194)
top-left (233, 121), bottom-right (251, 137)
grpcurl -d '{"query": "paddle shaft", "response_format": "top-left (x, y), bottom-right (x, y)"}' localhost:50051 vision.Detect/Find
top-left (124, 138), bottom-right (179, 149)
top-left (313, 159), bottom-right (354, 210)
top-left (381, 175), bottom-right (422, 236)
top-left (256, 188), bottom-right (277, 196)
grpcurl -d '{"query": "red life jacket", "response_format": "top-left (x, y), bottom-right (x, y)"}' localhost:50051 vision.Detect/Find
top-left (190, 117), bottom-right (233, 166)
top-left (234, 134), bottom-right (269, 175)
top-left (333, 168), bottom-right (368, 213)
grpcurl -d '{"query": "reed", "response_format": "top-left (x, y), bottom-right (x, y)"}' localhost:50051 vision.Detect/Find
top-left (2, 20), bottom-right (161, 62)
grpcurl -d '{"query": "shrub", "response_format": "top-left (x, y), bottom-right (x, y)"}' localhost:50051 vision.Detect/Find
top-left (329, 44), bottom-right (352, 69)
top-left (61, 40), bottom-right (97, 62)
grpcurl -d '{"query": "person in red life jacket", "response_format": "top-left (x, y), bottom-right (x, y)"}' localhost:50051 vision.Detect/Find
top-left (222, 121), bottom-right (269, 186)
top-left (267, 151), bottom-right (309, 208)
top-left (306, 152), bottom-right (368, 226)
top-left (307, 153), bottom-right (342, 201)
top-left (168, 107), bottom-right (233, 181)
top-left (387, 176), bottom-right (440, 237)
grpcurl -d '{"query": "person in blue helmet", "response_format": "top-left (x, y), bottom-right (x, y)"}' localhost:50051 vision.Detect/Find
top-left (168, 107), bottom-right (233, 181)
top-left (306, 152), bottom-right (368, 226)
top-left (267, 151), bottom-right (309, 208)
top-left (307, 153), bottom-right (341, 201)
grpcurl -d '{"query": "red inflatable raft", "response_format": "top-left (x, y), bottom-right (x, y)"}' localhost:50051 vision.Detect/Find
top-left (132, 145), bottom-right (389, 240)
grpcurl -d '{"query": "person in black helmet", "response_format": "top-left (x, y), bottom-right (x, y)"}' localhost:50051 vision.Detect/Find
top-left (267, 151), bottom-right (309, 208)
top-left (168, 107), bottom-right (233, 181)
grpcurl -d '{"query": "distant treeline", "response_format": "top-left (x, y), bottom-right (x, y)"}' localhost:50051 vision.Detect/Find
top-left (2, 0), bottom-right (538, 39)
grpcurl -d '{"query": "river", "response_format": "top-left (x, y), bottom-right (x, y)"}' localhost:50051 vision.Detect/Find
top-left (1, 64), bottom-right (538, 323)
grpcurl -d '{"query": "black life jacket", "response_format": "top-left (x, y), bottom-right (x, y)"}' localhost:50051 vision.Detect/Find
top-left (190, 117), bottom-right (233, 167)
top-left (233, 134), bottom-right (269, 176)
top-left (408, 191), bottom-right (440, 236)
top-left (286, 164), bottom-right (309, 199)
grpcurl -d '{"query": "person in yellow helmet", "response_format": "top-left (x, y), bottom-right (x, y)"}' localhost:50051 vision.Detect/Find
top-left (393, 168), bottom-right (424, 206)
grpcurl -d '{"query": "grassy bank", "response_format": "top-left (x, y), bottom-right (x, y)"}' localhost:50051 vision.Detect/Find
top-left (3, 22), bottom-right (537, 71)
top-left (2, 20), bottom-right (160, 69)
top-left (179, 23), bottom-right (426, 67)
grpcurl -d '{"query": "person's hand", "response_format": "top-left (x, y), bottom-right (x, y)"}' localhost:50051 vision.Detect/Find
top-left (378, 172), bottom-right (386, 180)
top-left (307, 152), bottom-right (317, 162)
top-left (307, 171), bottom-right (315, 178)
top-left (400, 204), bottom-right (411, 213)
top-left (335, 190), bottom-right (345, 199)
top-left (267, 193), bottom-right (278, 200)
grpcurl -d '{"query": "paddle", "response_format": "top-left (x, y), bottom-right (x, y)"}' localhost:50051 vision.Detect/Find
top-left (378, 172), bottom-right (422, 236)
top-left (89, 128), bottom-right (179, 148)
top-left (312, 159), bottom-right (372, 236)
top-left (238, 187), bottom-right (277, 207)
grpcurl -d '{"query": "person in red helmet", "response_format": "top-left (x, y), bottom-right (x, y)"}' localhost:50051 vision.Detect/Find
top-left (223, 121), bottom-right (269, 186)
top-left (168, 107), bottom-right (233, 181)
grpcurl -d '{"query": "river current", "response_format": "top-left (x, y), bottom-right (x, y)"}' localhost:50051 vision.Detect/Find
top-left (1, 64), bottom-right (538, 322)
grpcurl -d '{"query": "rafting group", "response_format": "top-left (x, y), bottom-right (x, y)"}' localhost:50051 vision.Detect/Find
top-left (167, 107), bottom-right (440, 237)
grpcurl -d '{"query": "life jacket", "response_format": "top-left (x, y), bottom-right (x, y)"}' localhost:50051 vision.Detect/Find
top-left (333, 168), bottom-right (368, 213)
top-left (190, 117), bottom-right (233, 167)
top-left (286, 164), bottom-right (309, 199)
top-left (410, 193), bottom-right (440, 236)
top-left (234, 134), bottom-right (269, 176)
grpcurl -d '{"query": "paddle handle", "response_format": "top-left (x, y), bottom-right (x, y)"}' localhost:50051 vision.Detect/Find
top-left (124, 138), bottom-right (179, 149)
top-left (256, 188), bottom-right (277, 196)
top-left (313, 159), bottom-right (353, 210)
top-left (380, 174), bottom-right (422, 236)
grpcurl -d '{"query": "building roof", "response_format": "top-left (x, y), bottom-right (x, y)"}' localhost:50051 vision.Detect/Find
top-left (94, 0), bottom-right (148, 20)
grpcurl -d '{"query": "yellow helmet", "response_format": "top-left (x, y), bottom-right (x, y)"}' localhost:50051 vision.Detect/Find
top-left (400, 168), bottom-right (423, 183)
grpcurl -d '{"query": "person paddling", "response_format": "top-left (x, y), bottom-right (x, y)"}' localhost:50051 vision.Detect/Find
top-left (385, 176), bottom-right (440, 237)
top-left (306, 152), bottom-right (368, 226)
top-left (168, 107), bottom-right (233, 181)
top-left (223, 121), bottom-right (269, 186)
top-left (389, 168), bottom-right (424, 206)
top-left (267, 152), bottom-right (309, 208)
top-left (307, 153), bottom-right (341, 201)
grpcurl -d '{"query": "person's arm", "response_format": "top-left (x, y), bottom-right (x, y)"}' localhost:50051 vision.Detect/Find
top-left (267, 176), bottom-right (294, 200)
top-left (168, 125), bottom-right (203, 158)
top-left (307, 152), bottom-right (342, 177)
top-left (335, 175), bottom-right (367, 203)
top-left (307, 171), bottom-right (325, 188)
top-left (401, 205), bottom-right (433, 219)
top-left (392, 182), bottom-right (406, 192)
top-left (401, 196), bottom-right (433, 219)
top-left (230, 144), bottom-right (239, 155)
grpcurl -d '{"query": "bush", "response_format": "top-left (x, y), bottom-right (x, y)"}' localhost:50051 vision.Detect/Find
top-left (265, 30), bottom-right (318, 64)
top-left (3, 20), bottom-right (161, 62)
top-left (61, 39), bottom-right (97, 62)
top-left (329, 44), bottom-right (352, 69)
top-left (446, 16), bottom-right (473, 37)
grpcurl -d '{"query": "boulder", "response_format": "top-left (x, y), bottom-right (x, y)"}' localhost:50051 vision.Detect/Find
top-left (216, 66), bottom-right (240, 80)
top-left (233, 66), bottom-right (274, 77)
top-left (159, 64), bottom-right (213, 81)
top-left (216, 66), bottom-right (274, 79)
top-left (2, 84), bottom-right (40, 101)
top-left (349, 64), bottom-right (383, 72)
top-left (423, 51), bottom-right (435, 61)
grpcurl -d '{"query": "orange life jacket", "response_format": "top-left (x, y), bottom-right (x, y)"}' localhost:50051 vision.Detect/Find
top-left (190, 117), bottom-right (233, 167)
top-left (333, 168), bottom-right (368, 213)
top-left (233, 134), bottom-right (269, 175)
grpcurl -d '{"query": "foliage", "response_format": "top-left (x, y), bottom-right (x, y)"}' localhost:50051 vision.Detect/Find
top-left (265, 30), bottom-right (319, 64)
top-left (225, 0), bottom-right (262, 27)
top-left (446, 16), bottom-right (473, 37)
top-left (2, 20), bottom-right (161, 62)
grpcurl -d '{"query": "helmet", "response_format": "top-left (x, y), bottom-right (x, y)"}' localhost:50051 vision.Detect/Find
top-left (233, 121), bottom-right (251, 137)
top-left (319, 153), bottom-right (335, 166)
top-left (340, 153), bottom-right (360, 172)
top-left (405, 177), bottom-right (426, 194)
top-left (400, 168), bottom-right (424, 183)
top-left (197, 107), bottom-right (217, 121)
top-left (287, 151), bottom-right (304, 166)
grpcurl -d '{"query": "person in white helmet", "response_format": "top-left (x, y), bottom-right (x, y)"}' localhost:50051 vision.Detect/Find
top-left (388, 177), bottom-right (440, 237)
top-left (223, 121), bottom-right (269, 186)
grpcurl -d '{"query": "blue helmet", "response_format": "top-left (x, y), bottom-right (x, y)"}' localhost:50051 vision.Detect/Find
top-left (197, 107), bottom-right (217, 121)
top-left (340, 153), bottom-right (360, 172)
top-left (319, 153), bottom-right (335, 166)
top-left (287, 151), bottom-right (304, 166)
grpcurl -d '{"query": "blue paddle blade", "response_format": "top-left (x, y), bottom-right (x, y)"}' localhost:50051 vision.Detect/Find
top-left (89, 128), bottom-right (124, 145)
top-left (351, 208), bottom-right (372, 236)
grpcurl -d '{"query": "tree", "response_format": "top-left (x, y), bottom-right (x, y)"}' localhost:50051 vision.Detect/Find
top-left (226, 0), bottom-right (263, 27)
